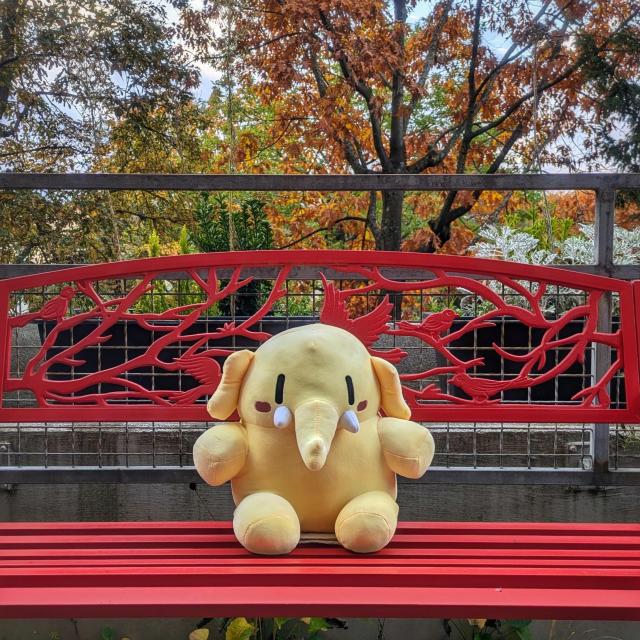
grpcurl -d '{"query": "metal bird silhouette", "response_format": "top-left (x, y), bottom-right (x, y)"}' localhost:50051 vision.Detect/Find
top-left (10, 286), bottom-right (76, 327)
top-left (319, 278), bottom-right (393, 347)
top-left (450, 372), bottom-right (519, 403)
top-left (397, 308), bottom-right (458, 341)
top-left (171, 354), bottom-right (221, 405)
top-left (419, 309), bottom-right (458, 338)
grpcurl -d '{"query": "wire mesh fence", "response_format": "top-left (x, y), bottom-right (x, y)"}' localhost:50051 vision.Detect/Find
top-left (0, 421), bottom-right (607, 472)
top-left (2, 421), bottom-right (637, 473)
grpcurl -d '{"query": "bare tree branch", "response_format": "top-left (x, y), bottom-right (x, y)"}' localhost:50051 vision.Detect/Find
top-left (317, 7), bottom-right (391, 171)
top-left (277, 215), bottom-right (368, 249)
top-left (404, 0), bottom-right (454, 135)
top-left (425, 122), bottom-right (526, 250)
top-left (307, 43), bottom-right (368, 174)
top-left (472, 7), bottom-right (639, 139)
top-left (406, 123), bottom-right (465, 173)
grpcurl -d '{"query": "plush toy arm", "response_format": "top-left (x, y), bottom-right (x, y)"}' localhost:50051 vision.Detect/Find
top-left (377, 417), bottom-right (435, 479)
top-left (193, 422), bottom-right (248, 486)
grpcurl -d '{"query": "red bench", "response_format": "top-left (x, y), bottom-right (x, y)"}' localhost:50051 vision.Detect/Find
top-left (1, 250), bottom-right (639, 620)
top-left (3, 521), bottom-right (640, 620)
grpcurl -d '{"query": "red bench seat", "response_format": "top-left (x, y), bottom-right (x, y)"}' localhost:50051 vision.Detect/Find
top-left (2, 520), bottom-right (639, 620)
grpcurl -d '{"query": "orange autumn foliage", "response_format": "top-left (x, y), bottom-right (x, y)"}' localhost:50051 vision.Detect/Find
top-left (181, 0), bottom-right (640, 253)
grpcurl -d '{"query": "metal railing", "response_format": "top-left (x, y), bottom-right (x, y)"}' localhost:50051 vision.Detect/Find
top-left (1, 172), bottom-right (639, 486)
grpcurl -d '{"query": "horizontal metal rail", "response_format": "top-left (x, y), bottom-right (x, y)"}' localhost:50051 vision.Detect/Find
top-left (1, 172), bottom-right (640, 191)
top-left (2, 263), bottom-right (639, 281)
top-left (1, 467), bottom-right (638, 485)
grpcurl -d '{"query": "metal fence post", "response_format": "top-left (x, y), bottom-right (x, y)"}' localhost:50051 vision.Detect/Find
top-left (593, 188), bottom-right (616, 480)
top-left (0, 290), bottom-right (8, 410)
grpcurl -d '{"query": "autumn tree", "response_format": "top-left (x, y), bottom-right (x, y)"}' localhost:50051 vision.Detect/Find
top-left (0, 0), bottom-right (203, 263)
top-left (0, 0), bottom-right (199, 170)
top-left (579, 27), bottom-right (640, 175)
top-left (183, 0), bottom-right (640, 252)
top-left (200, 77), bottom-right (388, 251)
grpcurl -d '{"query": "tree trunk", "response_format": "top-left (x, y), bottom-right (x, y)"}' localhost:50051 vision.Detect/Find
top-left (379, 188), bottom-right (405, 320)
top-left (379, 189), bottom-right (404, 251)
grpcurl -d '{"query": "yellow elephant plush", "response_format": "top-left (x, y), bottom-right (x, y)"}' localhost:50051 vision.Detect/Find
top-left (193, 323), bottom-right (435, 555)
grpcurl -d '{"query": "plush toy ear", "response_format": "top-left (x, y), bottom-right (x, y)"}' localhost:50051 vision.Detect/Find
top-left (207, 350), bottom-right (254, 420)
top-left (371, 356), bottom-right (411, 420)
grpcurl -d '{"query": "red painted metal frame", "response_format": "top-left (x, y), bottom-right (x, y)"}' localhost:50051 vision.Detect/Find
top-left (1, 250), bottom-right (638, 424)
top-left (2, 520), bottom-right (640, 619)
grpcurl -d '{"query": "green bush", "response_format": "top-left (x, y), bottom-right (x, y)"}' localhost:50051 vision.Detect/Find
top-left (191, 193), bottom-right (273, 316)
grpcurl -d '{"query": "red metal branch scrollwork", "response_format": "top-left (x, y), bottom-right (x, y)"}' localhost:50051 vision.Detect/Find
top-left (1, 250), bottom-right (638, 424)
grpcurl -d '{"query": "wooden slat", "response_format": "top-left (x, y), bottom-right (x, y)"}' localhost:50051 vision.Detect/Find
top-left (2, 521), bottom-right (640, 620)
top-left (3, 520), bottom-right (640, 535)
top-left (3, 533), bottom-right (640, 550)
top-left (3, 585), bottom-right (640, 620)
top-left (5, 555), bottom-right (640, 568)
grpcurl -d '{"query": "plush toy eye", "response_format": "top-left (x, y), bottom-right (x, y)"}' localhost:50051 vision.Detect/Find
top-left (345, 375), bottom-right (355, 405)
top-left (275, 373), bottom-right (285, 404)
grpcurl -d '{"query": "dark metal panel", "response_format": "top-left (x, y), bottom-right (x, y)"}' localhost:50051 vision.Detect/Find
top-left (1, 172), bottom-right (640, 192)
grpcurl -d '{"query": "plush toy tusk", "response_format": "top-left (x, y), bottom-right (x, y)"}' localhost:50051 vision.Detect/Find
top-left (339, 410), bottom-right (360, 433)
top-left (273, 405), bottom-right (293, 429)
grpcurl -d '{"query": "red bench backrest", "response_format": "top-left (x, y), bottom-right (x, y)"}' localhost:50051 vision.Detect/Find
top-left (1, 250), bottom-right (638, 424)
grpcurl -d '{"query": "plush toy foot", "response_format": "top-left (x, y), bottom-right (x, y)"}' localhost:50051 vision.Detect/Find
top-left (233, 492), bottom-right (301, 555)
top-left (335, 491), bottom-right (399, 553)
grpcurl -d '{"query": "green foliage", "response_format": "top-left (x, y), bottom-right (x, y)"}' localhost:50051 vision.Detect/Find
top-left (135, 228), bottom-right (169, 314)
top-left (134, 226), bottom-right (208, 315)
top-left (191, 193), bottom-right (274, 316)
top-left (219, 616), bottom-right (339, 640)
top-left (503, 194), bottom-right (573, 251)
top-left (0, 1), bottom-right (203, 264)
top-left (175, 224), bottom-right (206, 309)
top-left (579, 29), bottom-right (640, 180)
top-left (445, 619), bottom-right (533, 640)
top-left (191, 193), bottom-right (273, 253)
top-left (101, 627), bottom-right (115, 640)
top-left (0, 0), bottom-right (197, 172)
top-left (271, 280), bottom-right (317, 317)
top-left (178, 225), bottom-right (192, 256)
top-left (147, 229), bottom-right (162, 258)
top-left (225, 617), bottom-right (256, 640)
